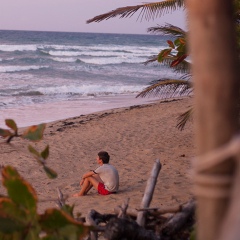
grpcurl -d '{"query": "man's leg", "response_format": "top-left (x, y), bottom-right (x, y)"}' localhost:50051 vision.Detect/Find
top-left (73, 176), bottom-right (101, 197)
top-left (84, 182), bottom-right (93, 194)
top-left (83, 175), bottom-right (103, 194)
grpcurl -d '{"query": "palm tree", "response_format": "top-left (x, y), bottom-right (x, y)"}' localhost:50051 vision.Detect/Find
top-left (139, 23), bottom-right (193, 130)
top-left (87, 1), bottom-right (185, 23)
top-left (87, 0), bottom-right (240, 130)
top-left (87, 1), bottom-right (193, 130)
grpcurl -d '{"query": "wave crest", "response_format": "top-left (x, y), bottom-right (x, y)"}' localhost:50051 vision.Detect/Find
top-left (0, 65), bottom-right (48, 73)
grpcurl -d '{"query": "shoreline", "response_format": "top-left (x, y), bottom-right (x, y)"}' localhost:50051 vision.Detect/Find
top-left (0, 96), bottom-right (195, 217)
top-left (0, 94), bottom-right (160, 128)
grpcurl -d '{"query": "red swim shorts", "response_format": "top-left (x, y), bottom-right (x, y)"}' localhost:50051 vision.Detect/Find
top-left (98, 182), bottom-right (111, 195)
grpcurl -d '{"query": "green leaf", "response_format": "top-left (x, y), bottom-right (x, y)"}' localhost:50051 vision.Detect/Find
top-left (0, 128), bottom-right (12, 138)
top-left (43, 166), bottom-right (57, 179)
top-left (0, 198), bottom-right (28, 221)
top-left (28, 145), bottom-right (41, 158)
top-left (176, 44), bottom-right (187, 54)
top-left (5, 119), bottom-right (18, 132)
top-left (40, 209), bottom-right (88, 232)
top-left (174, 37), bottom-right (181, 46)
top-left (2, 166), bottom-right (37, 214)
top-left (24, 228), bottom-right (41, 240)
top-left (61, 205), bottom-right (74, 217)
top-left (0, 217), bottom-right (23, 234)
top-left (0, 198), bottom-right (27, 233)
top-left (41, 236), bottom-right (59, 240)
top-left (28, 145), bottom-right (43, 165)
top-left (22, 123), bottom-right (46, 141)
top-left (58, 225), bottom-right (84, 239)
top-left (158, 49), bottom-right (172, 62)
top-left (41, 145), bottom-right (49, 160)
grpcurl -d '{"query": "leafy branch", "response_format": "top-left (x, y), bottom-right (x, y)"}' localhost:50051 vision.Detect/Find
top-left (0, 166), bottom-right (89, 239)
top-left (0, 119), bottom-right (45, 143)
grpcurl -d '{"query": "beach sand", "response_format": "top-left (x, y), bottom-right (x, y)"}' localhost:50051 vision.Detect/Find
top-left (0, 97), bottom-right (195, 218)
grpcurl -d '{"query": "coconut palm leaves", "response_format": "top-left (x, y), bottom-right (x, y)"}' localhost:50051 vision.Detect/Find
top-left (144, 56), bottom-right (190, 74)
top-left (87, 1), bottom-right (191, 129)
top-left (87, 0), bottom-right (185, 23)
top-left (137, 78), bottom-right (191, 98)
top-left (148, 23), bottom-right (186, 37)
top-left (137, 77), bottom-right (193, 130)
top-left (139, 23), bottom-right (191, 98)
top-left (176, 107), bottom-right (193, 130)
top-left (138, 23), bottom-right (192, 129)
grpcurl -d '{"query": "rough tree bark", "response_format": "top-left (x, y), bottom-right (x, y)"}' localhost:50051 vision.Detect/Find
top-left (186, 0), bottom-right (240, 240)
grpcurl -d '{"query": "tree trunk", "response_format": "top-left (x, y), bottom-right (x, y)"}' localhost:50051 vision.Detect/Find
top-left (186, 0), bottom-right (240, 240)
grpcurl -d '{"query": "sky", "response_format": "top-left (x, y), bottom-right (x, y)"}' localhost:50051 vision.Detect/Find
top-left (0, 0), bottom-right (186, 34)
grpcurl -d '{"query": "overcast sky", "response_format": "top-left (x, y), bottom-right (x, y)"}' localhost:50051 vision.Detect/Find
top-left (0, 0), bottom-right (186, 34)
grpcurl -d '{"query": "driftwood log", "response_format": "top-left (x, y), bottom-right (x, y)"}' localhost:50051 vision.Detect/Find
top-left (114, 204), bottom-right (184, 219)
top-left (160, 199), bottom-right (195, 237)
top-left (104, 218), bottom-right (159, 240)
top-left (87, 199), bottom-right (195, 240)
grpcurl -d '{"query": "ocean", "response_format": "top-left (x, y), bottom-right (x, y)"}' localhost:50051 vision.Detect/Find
top-left (0, 30), bottom-right (178, 128)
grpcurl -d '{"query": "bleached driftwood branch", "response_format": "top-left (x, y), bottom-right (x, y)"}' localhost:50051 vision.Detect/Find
top-left (137, 205), bottom-right (181, 215)
top-left (114, 206), bottom-right (138, 218)
top-left (136, 159), bottom-right (162, 227)
top-left (117, 198), bottom-right (130, 218)
top-left (114, 204), bottom-right (182, 219)
top-left (55, 187), bottom-right (65, 208)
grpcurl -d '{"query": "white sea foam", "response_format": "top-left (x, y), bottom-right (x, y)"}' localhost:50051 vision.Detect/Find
top-left (39, 44), bottom-right (83, 51)
top-left (88, 45), bottom-right (162, 55)
top-left (51, 57), bottom-right (77, 63)
top-left (5, 57), bottom-right (15, 61)
top-left (47, 45), bottom-right (161, 58)
top-left (41, 44), bottom-right (162, 53)
top-left (0, 65), bottom-right (48, 73)
top-left (80, 56), bottom-right (144, 65)
top-left (37, 84), bottom-right (146, 96)
top-left (0, 44), bottom-right (37, 52)
top-left (48, 51), bottom-right (83, 57)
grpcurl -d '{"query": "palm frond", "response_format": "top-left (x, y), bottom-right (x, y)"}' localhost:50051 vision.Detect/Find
top-left (87, 0), bottom-right (185, 23)
top-left (144, 56), bottom-right (191, 74)
top-left (160, 57), bottom-right (190, 74)
top-left (136, 78), bottom-right (192, 98)
top-left (176, 107), bottom-right (193, 130)
top-left (143, 55), bottom-right (158, 64)
top-left (147, 23), bottom-right (186, 37)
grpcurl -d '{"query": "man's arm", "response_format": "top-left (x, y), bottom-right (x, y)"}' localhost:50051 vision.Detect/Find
top-left (80, 170), bottom-right (96, 186)
top-left (82, 171), bottom-right (95, 179)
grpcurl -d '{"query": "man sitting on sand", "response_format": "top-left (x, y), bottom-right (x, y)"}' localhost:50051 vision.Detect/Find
top-left (72, 151), bottom-right (119, 197)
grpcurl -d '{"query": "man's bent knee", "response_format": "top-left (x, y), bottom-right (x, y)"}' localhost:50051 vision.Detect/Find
top-left (88, 177), bottom-right (100, 189)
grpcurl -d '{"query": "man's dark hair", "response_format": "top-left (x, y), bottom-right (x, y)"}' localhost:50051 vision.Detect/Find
top-left (98, 151), bottom-right (110, 163)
